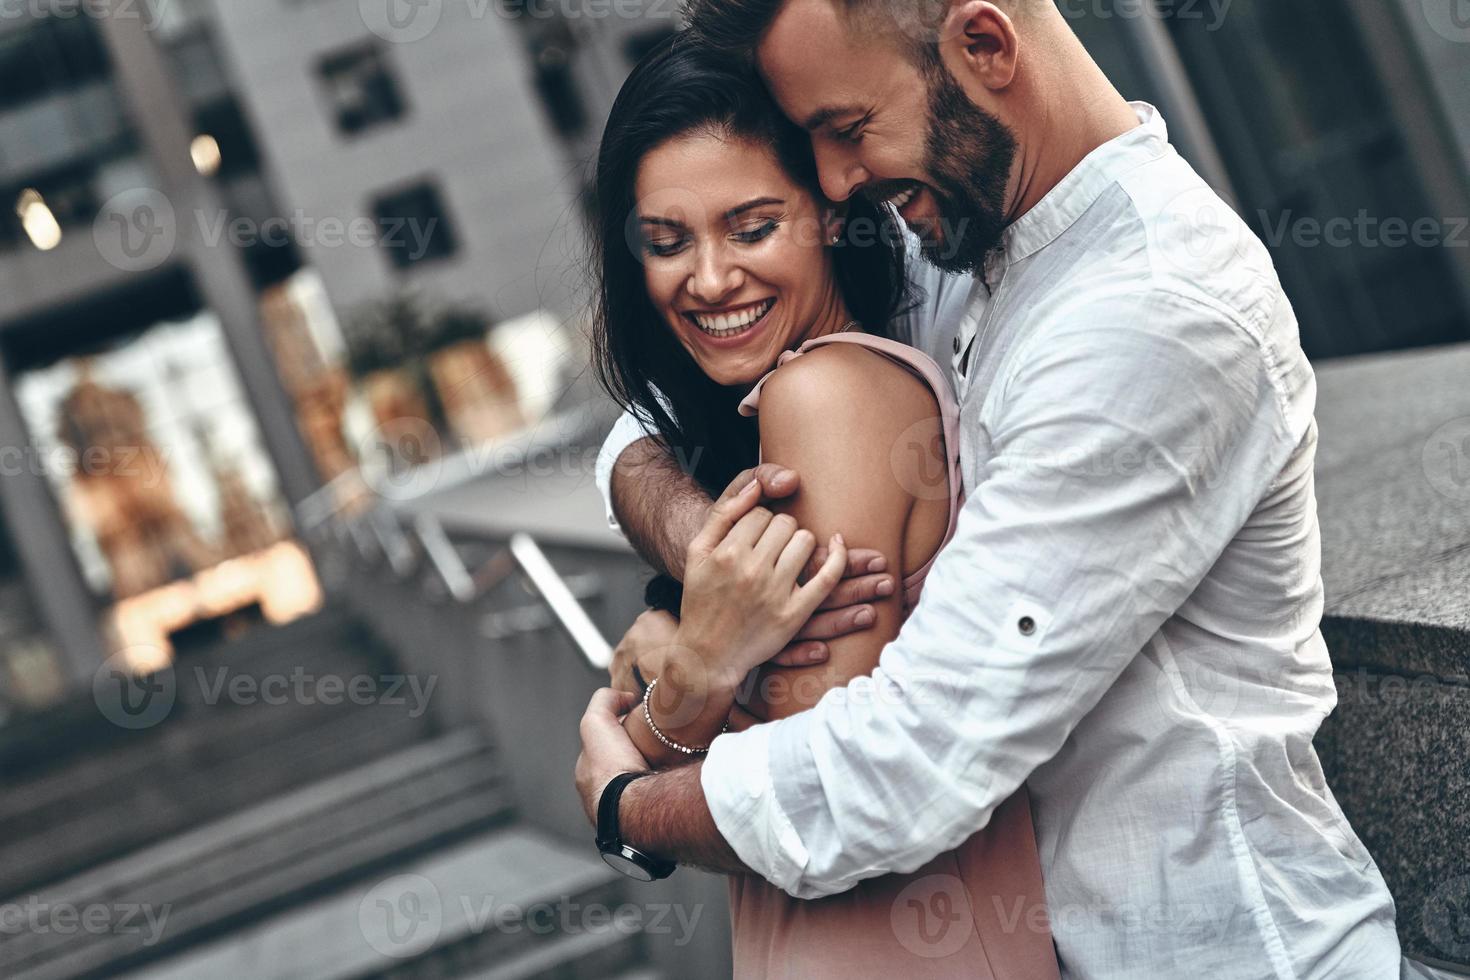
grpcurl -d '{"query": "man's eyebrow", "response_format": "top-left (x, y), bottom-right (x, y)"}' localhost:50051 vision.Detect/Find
top-left (726, 197), bottom-right (784, 219)
top-left (801, 105), bottom-right (862, 132)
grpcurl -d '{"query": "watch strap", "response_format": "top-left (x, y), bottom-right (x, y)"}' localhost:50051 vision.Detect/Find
top-left (596, 771), bottom-right (647, 847)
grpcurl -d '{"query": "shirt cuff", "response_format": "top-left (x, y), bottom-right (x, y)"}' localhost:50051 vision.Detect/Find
top-left (701, 719), bottom-right (811, 895)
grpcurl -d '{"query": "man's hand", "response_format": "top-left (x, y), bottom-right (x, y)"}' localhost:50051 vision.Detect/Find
top-left (575, 688), bottom-right (651, 827)
top-left (713, 465), bottom-right (893, 662)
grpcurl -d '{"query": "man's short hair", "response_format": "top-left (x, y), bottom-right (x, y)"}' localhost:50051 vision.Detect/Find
top-left (683, 0), bottom-right (1031, 62)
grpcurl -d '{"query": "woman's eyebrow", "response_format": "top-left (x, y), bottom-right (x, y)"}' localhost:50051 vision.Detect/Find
top-left (725, 197), bottom-right (785, 219)
top-left (638, 215), bottom-right (684, 227)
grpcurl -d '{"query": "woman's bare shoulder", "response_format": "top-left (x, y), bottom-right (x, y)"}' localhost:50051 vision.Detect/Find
top-left (759, 341), bottom-right (941, 438)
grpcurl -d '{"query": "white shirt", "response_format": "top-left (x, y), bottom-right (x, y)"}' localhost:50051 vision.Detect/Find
top-left (595, 106), bottom-right (1401, 979)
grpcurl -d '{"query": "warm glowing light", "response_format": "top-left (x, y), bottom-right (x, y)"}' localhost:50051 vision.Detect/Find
top-left (190, 134), bottom-right (222, 177)
top-left (105, 539), bottom-right (323, 663)
top-left (16, 189), bottom-right (62, 251)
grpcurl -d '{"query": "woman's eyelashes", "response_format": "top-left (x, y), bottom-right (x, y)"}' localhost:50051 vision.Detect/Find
top-left (731, 219), bottom-right (779, 243)
top-left (645, 235), bottom-right (688, 257)
top-left (642, 219), bottom-right (781, 257)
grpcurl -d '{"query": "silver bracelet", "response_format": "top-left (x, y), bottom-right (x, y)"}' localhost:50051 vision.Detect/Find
top-left (641, 677), bottom-right (728, 756)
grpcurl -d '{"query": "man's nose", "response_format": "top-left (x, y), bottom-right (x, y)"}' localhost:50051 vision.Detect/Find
top-left (688, 243), bottom-right (743, 304)
top-left (814, 141), bottom-right (870, 203)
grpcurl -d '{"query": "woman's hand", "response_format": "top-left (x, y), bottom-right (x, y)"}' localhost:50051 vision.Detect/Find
top-left (609, 609), bottom-right (677, 693)
top-left (677, 480), bottom-right (848, 692)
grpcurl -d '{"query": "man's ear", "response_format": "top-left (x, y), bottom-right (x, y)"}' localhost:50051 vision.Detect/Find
top-left (938, 1), bottom-right (1020, 92)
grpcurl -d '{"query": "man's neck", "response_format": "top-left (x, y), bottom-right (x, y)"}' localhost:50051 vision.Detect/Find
top-left (1005, 52), bottom-right (1140, 224)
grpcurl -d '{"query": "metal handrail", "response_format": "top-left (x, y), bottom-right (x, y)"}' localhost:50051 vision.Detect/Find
top-left (404, 514), bottom-right (612, 672)
top-left (507, 533), bottom-right (612, 671)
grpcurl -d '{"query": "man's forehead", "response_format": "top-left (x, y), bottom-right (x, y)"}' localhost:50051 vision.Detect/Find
top-left (756, 0), bottom-right (873, 119)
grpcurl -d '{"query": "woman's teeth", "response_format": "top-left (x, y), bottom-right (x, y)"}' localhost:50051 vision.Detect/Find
top-left (886, 185), bottom-right (919, 211)
top-left (690, 299), bottom-right (774, 338)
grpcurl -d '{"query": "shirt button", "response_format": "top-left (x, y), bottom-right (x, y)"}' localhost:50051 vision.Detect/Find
top-left (1018, 616), bottom-right (1036, 636)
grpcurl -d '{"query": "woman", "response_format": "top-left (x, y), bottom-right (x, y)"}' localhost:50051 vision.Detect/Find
top-left (592, 36), bottom-right (1058, 979)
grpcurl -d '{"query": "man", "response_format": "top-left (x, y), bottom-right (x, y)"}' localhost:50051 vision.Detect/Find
top-left (577, 1), bottom-right (1403, 975)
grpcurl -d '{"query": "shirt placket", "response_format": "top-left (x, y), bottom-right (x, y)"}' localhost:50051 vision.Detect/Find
top-left (954, 251), bottom-right (1008, 402)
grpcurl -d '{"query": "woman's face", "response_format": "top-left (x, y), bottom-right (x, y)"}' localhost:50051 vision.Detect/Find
top-left (635, 130), bottom-right (845, 387)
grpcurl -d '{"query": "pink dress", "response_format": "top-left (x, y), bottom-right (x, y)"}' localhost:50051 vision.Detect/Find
top-left (727, 333), bottom-right (1059, 980)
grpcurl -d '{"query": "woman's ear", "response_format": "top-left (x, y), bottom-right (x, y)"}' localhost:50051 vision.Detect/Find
top-left (823, 208), bottom-right (846, 246)
top-left (939, 1), bottom-right (1020, 92)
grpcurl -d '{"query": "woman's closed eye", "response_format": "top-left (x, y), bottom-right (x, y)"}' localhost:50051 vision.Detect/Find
top-left (731, 219), bottom-right (779, 244)
top-left (644, 235), bottom-right (689, 258)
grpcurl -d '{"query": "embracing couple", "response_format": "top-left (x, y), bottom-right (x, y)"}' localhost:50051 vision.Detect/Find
top-left (575, 0), bottom-right (1404, 977)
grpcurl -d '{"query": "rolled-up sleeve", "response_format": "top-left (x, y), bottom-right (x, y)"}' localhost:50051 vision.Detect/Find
top-left (702, 293), bottom-right (1299, 898)
top-left (594, 410), bottom-right (658, 535)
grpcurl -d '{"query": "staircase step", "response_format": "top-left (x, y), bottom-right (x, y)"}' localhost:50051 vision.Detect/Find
top-left (0, 627), bottom-right (402, 830)
top-left (445, 924), bottom-right (645, 980)
top-left (112, 826), bottom-right (626, 980)
top-left (0, 703), bottom-right (432, 896)
top-left (1, 731), bottom-right (515, 980)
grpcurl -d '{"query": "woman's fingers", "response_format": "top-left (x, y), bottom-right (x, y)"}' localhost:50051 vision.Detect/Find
top-left (773, 525), bottom-right (817, 582)
top-left (725, 504), bottom-right (777, 552)
top-left (793, 534), bottom-right (848, 621)
top-left (755, 513), bottom-right (801, 565)
top-left (689, 478), bottom-right (760, 555)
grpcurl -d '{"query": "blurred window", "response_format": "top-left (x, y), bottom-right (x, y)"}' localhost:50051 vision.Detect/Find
top-left (0, 15), bottom-right (111, 114)
top-left (1164, 0), bottom-right (1470, 357)
top-left (316, 43), bottom-right (405, 137)
top-left (371, 181), bottom-right (458, 270)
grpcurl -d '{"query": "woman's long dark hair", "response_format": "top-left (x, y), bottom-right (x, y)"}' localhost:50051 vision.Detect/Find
top-left (591, 34), bottom-right (908, 501)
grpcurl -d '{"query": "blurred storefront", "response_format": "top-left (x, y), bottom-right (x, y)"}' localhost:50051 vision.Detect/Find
top-left (0, 0), bottom-right (587, 717)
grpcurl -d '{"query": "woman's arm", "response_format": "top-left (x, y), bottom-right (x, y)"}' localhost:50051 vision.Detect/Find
top-left (743, 343), bottom-right (946, 720)
top-left (622, 343), bottom-right (944, 758)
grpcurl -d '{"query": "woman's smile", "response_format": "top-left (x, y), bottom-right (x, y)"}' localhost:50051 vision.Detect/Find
top-left (683, 297), bottom-right (777, 346)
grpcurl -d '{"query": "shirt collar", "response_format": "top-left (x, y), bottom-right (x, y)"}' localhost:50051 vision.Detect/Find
top-left (1002, 102), bottom-right (1169, 262)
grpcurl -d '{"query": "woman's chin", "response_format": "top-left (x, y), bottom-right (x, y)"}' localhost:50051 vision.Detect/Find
top-left (695, 352), bottom-right (774, 389)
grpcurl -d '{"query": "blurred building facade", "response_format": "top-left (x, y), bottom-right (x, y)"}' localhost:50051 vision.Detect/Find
top-left (0, 0), bottom-right (1466, 715)
top-left (0, 0), bottom-right (607, 717)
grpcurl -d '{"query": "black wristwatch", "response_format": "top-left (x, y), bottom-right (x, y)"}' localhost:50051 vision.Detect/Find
top-left (596, 772), bottom-right (676, 881)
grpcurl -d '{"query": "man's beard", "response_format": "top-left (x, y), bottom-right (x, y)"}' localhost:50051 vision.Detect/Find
top-left (915, 57), bottom-right (1018, 274)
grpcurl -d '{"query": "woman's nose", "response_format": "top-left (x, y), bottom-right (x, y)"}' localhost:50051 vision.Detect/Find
top-left (687, 243), bottom-right (743, 304)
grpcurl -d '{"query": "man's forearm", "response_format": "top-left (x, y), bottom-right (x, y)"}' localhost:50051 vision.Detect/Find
top-left (622, 762), bottom-right (750, 875)
top-left (610, 436), bottom-right (711, 580)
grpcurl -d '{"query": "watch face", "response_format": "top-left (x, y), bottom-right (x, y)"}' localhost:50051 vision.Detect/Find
top-left (601, 847), bottom-right (657, 882)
